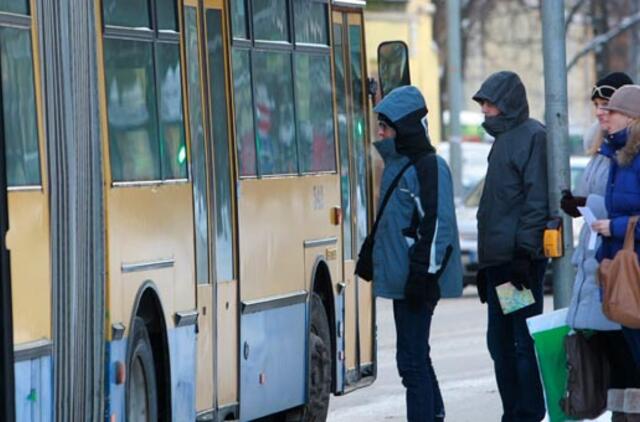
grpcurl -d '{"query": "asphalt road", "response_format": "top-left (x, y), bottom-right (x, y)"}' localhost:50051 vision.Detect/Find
top-left (327, 287), bottom-right (555, 422)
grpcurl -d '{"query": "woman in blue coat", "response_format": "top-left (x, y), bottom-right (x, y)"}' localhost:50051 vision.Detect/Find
top-left (593, 85), bottom-right (640, 369)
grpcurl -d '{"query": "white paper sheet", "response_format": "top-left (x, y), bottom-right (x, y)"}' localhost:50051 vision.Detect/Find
top-left (578, 206), bottom-right (598, 250)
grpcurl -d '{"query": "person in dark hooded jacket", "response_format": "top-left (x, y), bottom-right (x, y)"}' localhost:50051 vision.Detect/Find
top-left (371, 85), bottom-right (462, 422)
top-left (473, 71), bottom-right (548, 422)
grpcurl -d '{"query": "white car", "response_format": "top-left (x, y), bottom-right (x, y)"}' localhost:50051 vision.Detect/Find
top-left (437, 141), bottom-right (492, 198)
top-left (457, 155), bottom-right (589, 286)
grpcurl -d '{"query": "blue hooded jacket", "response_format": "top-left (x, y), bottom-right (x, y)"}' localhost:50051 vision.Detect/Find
top-left (371, 86), bottom-right (463, 301)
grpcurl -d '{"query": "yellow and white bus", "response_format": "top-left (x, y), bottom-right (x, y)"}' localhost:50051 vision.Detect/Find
top-left (2, 0), bottom-right (411, 420)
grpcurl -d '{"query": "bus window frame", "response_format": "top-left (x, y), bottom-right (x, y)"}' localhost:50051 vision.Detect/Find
top-left (101, 0), bottom-right (190, 187)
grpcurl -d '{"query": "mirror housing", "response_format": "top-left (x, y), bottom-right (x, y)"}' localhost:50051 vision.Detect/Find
top-left (377, 41), bottom-right (411, 98)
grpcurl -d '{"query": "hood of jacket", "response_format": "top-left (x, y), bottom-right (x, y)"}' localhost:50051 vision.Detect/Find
top-left (374, 85), bottom-right (435, 161)
top-left (472, 71), bottom-right (530, 137)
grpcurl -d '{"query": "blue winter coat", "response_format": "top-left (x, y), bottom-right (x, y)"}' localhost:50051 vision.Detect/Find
top-left (597, 128), bottom-right (640, 263)
top-left (371, 86), bottom-right (462, 301)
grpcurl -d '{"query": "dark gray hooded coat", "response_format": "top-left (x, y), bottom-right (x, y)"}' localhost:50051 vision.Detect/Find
top-left (473, 71), bottom-right (549, 267)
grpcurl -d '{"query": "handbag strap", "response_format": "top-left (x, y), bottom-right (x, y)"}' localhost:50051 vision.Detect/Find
top-left (369, 161), bottom-right (412, 239)
top-left (623, 216), bottom-right (640, 250)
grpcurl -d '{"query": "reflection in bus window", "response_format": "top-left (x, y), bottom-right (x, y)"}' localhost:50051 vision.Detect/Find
top-left (0, 0), bottom-right (27, 14)
top-left (232, 49), bottom-right (257, 177)
top-left (293, 0), bottom-right (328, 45)
top-left (1, 26), bottom-right (40, 187)
top-left (349, 24), bottom-right (368, 250)
top-left (206, 9), bottom-right (234, 281)
top-left (253, 51), bottom-right (296, 175)
top-left (104, 39), bottom-right (161, 182)
top-left (231, 0), bottom-right (248, 39)
top-left (157, 43), bottom-right (187, 180)
top-left (102, 0), bottom-right (150, 29)
top-left (252, 0), bottom-right (289, 42)
top-left (295, 54), bottom-right (335, 173)
top-left (184, 7), bottom-right (210, 285)
top-left (156, 0), bottom-right (177, 31)
top-left (333, 22), bottom-right (352, 259)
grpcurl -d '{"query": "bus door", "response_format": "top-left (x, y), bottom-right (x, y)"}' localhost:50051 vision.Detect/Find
top-left (332, 9), bottom-right (375, 389)
top-left (184, 0), bottom-right (238, 417)
top-left (0, 52), bottom-right (15, 422)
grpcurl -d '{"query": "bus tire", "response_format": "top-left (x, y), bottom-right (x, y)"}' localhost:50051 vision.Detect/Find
top-left (286, 292), bottom-right (332, 421)
top-left (126, 316), bottom-right (159, 422)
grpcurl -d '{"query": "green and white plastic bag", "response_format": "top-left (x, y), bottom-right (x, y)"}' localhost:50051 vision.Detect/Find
top-left (527, 308), bottom-right (575, 422)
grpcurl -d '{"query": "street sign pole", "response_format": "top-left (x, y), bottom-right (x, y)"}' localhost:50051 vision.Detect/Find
top-left (542, 0), bottom-right (575, 308)
top-left (447, 0), bottom-right (463, 198)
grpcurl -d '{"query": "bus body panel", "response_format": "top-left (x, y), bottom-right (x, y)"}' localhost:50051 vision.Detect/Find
top-left (106, 184), bottom-right (196, 332)
top-left (216, 279), bottom-right (239, 407)
top-left (14, 354), bottom-right (53, 422)
top-left (237, 175), bottom-right (341, 302)
top-left (239, 301), bottom-right (307, 421)
top-left (343, 260), bottom-right (357, 370)
top-left (196, 284), bottom-right (214, 411)
top-left (105, 325), bottom-right (197, 422)
top-left (168, 325), bottom-right (197, 421)
top-left (105, 338), bottom-right (126, 422)
top-left (7, 191), bottom-right (51, 345)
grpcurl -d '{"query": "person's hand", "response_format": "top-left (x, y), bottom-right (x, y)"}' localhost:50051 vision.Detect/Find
top-left (560, 192), bottom-right (586, 218)
top-left (404, 273), bottom-right (435, 309)
top-left (592, 219), bottom-right (611, 237)
top-left (510, 257), bottom-right (532, 291)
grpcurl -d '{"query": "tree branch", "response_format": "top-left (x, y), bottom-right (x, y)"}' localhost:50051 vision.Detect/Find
top-left (565, 0), bottom-right (587, 30)
top-left (567, 11), bottom-right (640, 71)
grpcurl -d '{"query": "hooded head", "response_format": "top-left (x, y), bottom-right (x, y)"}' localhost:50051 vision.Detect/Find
top-left (472, 71), bottom-right (529, 136)
top-left (373, 85), bottom-right (435, 161)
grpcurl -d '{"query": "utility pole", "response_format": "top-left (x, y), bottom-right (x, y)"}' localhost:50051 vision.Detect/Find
top-left (447, 0), bottom-right (463, 198)
top-left (542, 0), bottom-right (574, 309)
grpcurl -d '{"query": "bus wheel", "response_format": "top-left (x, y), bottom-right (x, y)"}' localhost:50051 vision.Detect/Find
top-left (126, 316), bottom-right (159, 422)
top-left (287, 292), bottom-right (332, 421)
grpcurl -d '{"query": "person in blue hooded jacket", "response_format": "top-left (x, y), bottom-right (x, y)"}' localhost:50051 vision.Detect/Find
top-left (371, 85), bottom-right (462, 422)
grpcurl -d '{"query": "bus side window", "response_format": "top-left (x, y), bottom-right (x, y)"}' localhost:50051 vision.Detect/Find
top-left (102, 0), bottom-right (187, 183)
top-left (294, 54), bottom-right (335, 173)
top-left (252, 51), bottom-right (297, 176)
top-left (232, 49), bottom-right (257, 177)
top-left (0, 18), bottom-right (41, 187)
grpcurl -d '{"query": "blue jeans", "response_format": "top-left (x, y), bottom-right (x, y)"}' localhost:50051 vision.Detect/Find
top-left (485, 261), bottom-right (546, 422)
top-left (393, 299), bottom-right (444, 422)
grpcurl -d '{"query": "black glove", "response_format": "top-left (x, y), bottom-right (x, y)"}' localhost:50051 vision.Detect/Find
top-left (560, 191), bottom-right (586, 218)
top-left (510, 255), bottom-right (533, 291)
top-left (404, 272), bottom-right (436, 309)
top-left (476, 269), bottom-right (488, 304)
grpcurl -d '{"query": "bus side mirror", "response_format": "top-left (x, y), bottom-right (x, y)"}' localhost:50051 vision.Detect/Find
top-left (377, 41), bottom-right (411, 98)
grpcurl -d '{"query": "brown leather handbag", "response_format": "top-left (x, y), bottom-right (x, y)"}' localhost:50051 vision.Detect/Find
top-left (598, 216), bottom-right (640, 328)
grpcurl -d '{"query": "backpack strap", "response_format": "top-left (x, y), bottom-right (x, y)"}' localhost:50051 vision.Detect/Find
top-left (369, 161), bottom-right (412, 239)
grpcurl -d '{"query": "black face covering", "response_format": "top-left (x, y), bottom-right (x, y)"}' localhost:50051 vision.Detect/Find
top-left (386, 109), bottom-right (435, 161)
top-left (473, 71), bottom-right (530, 136)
